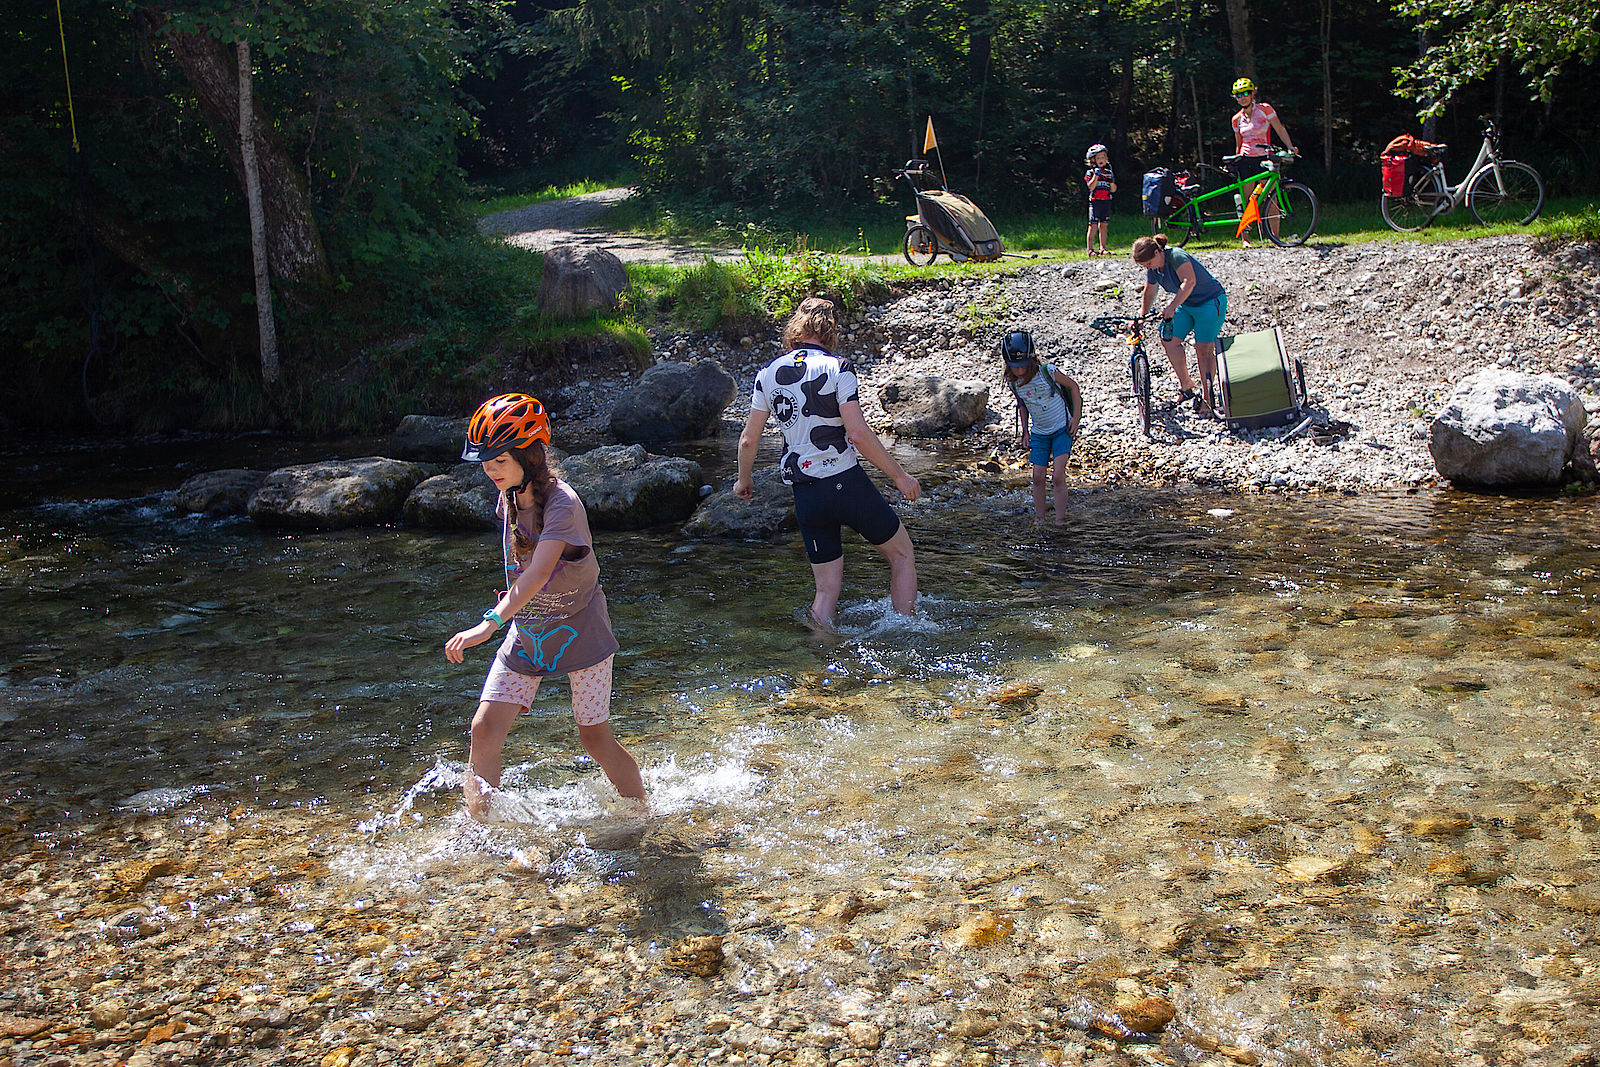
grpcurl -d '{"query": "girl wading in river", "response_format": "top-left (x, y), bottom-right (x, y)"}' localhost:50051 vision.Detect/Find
top-left (444, 393), bottom-right (645, 817)
top-left (735, 295), bottom-right (921, 631)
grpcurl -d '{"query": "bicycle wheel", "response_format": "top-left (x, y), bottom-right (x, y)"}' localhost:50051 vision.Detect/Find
top-left (1381, 170), bottom-right (1446, 232)
top-left (1166, 204), bottom-right (1200, 248)
top-left (903, 225), bottom-right (937, 266)
top-left (1466, 161), bottom-right (1544, 226)
top-left (1266, 182), bottom-right (1318, 247)
top-left (1130, 347), bottom-right (1152, 437)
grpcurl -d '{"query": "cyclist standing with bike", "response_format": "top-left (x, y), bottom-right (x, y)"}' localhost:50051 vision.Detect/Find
top-left (1229, 77), bottom-right (1297, 243)
top-left (1132, 234), bottom-right (1227, 417)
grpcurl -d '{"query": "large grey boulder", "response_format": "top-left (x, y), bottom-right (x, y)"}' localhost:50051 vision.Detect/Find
top-left (539, 245), bottom-right (630, 321)
top-left (1428, 369), bottom-right (1587, 487)
top-left (249, 457), bottom-right (429, 529)
top-left (877, 374), bottom-right (990, 437)
top-left (390, 415), bottom-right (467, 462)
top-left (682, 466), bottom-right (796, 540)
top-left (172, 469), bottom-right (267, 516)
top-left (560, 444), bottom-right (704, 530)
top-left (609, 360), bottom-right (737, 444)
top-left (405, 465), bottom-right (499, 530)
top-left (1573, 423), bottom-right (1600, 484)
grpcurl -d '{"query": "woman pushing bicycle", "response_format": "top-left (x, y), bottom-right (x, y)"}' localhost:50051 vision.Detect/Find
top-left (1229, 77), bottom-right (1297, 243)
top-left (1132, 234), bottom-right (1227, 417)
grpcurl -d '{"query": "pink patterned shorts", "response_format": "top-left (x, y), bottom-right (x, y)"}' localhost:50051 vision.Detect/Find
top-left (478, 654), bottom-right (613, 726)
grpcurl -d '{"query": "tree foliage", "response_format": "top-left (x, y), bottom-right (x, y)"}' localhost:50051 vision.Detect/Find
top-left (1398, 0), bottom-right (1600, 116)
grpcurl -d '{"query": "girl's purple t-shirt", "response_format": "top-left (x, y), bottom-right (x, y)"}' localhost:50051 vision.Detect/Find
top-left (493, 480), bottom-right (619, 678)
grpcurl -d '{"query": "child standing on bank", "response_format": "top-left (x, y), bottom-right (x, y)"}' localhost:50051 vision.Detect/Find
top-left (1084, 144), bottom-right (1116, 256)
top-left (1001, 329), bottom-right (1082, 525)
top-left (444, 392), bottom-right (645, 818)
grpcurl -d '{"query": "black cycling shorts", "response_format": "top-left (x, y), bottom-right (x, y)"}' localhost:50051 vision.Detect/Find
top-left (791, 464), bottom-right (903, 565)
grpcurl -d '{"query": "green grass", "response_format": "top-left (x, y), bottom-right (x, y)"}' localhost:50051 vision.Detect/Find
top-left (470, 178), bottom-right (626, 218)
top-left (600, 186), bottom-right (1600, 263)
top-left (624, 246), bottom-right (891, 335)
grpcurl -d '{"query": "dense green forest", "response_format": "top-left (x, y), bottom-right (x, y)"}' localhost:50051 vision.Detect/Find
top-left (2, 0), bottom-right (1596, 434)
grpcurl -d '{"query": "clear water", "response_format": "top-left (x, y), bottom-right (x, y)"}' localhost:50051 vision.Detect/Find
top-left (4, 437), bottom-right (1599, 1062)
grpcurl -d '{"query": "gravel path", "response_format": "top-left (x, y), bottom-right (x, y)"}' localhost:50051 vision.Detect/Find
top-left (478, 186), bottom-right (740, 265)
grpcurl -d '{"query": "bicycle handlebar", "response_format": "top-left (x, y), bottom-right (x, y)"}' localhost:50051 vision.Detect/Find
top-left (1088, 312), bottom-right (1159, 338)
top-left (1220, 149), bottom-right (1299, 165)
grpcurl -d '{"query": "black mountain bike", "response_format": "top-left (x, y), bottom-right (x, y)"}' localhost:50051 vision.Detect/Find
top-left (1088, 313), bottom-right (1164, 437)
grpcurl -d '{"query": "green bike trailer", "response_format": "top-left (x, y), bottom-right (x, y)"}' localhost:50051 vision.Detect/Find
top-left (1215, 328), bottom-right (1308, 430)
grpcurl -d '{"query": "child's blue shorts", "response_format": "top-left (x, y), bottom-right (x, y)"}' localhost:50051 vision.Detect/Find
top-left (1171, 292), bottom-right (1228, 344)
top-left (1029, 427), bottom-right (1074, 466)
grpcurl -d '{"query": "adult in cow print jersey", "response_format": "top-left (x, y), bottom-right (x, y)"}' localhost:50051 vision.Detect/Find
top-left (735, 295), bottom-right (921, 630)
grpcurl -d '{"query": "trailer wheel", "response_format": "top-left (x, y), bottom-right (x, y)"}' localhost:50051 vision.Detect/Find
top-left (903, 226), bottom-right (938, 266)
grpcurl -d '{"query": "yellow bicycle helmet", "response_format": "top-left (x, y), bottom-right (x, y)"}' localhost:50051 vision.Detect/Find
top-left (1231, 77), bottom-right (1256, 96)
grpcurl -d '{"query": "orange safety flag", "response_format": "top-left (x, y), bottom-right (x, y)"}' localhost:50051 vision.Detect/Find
top-left (924, 117), bottom-right (938, 154)
top-left (1235, 190), bottom-right (1262, 238)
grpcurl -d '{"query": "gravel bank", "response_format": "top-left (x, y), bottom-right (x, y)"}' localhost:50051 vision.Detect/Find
top-left (555, 233), bottom-right (1600, 496)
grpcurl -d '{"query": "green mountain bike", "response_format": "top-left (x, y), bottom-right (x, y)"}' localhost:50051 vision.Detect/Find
top-left (1156, 151), bottom-right (1319, 248)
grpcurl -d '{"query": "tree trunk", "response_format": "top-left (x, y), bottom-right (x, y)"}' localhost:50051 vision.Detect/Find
top-left (1191, 75), bottom-right (1205, 167)
top-left (1163, 3), bottom-right (1185, 162)
top-left (1319, 0), bottom-right (1333, 173)
top-left (968, 0), bottom-right (991, 191)
top-left (238, 40), bottom-right (279, 385)
top-left (164, 27), bottom-right (329, 289)
top-left (1224, 0), bottom-right (1255, 79)
top-left (1419, 27), bottom-right (1438, 139)
top-left (1114, 39), bottom-right (1135, 163)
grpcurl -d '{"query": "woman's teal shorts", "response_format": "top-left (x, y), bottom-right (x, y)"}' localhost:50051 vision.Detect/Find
top-left (1171, 292), bottom-right (1228, 344)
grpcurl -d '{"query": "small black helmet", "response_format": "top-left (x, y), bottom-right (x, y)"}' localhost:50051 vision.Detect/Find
top-left (1000, 329), bottom-right (1035, 365)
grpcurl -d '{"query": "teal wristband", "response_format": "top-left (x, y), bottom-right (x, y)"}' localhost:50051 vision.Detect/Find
top-left (482, 608), bottom-right (505, 629)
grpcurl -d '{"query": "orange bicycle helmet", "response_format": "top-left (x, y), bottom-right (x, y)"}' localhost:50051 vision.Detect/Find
top-left (462, 393), bottom-right (551, 462)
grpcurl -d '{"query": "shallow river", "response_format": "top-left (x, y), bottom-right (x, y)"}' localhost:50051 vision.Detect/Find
top-left (3, 436), bottom-right (1598, 1066)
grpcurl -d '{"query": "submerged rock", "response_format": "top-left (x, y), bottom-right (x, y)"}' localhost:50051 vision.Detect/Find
top-left (666, 934), bottom-right (724, 976)
top-left (172, 469), bottom-right (267, 516)
top-left (1091, 996), bottom-right (1176, 1040)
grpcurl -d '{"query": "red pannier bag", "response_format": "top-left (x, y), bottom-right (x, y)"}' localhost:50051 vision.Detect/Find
top-left (1381, 155), bottom-right (1408, 197)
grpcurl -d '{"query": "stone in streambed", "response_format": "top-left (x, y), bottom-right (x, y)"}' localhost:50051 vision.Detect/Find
top-left (249, 457), bottom-right (428, 529)
top-left (560, 444), bottom-right (703, 530)
top-left (682, 465), bottom-right (796, 540)
top-left (666, 934), bottom-right (724, 976)
top-left (172, 469), bottom-right (268, 516)
top-left (404, 464), bottom-right (498, 530)
top-left (1090, 995), bottom-right (1176, 1040)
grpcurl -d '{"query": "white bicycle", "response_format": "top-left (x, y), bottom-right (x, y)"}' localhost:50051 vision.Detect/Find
top-left (1381, 119), bottom-right (1545, 232)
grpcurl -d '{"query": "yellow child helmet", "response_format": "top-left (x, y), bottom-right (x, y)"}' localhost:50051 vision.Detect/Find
top-left (1231, 77), bottom-right (1256, 96)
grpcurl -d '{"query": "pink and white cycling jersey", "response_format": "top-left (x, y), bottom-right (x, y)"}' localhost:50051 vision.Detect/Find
top-left (1232, 102), bottom-right (1279, 156)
